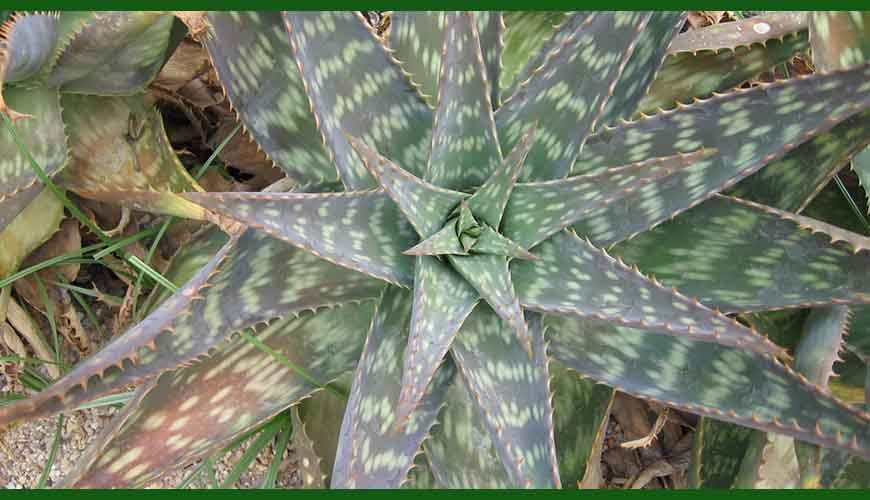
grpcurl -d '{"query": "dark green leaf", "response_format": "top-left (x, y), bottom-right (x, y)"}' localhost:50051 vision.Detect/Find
top-left (284, 11), bottom-right (431, 189)
top-left (514, 231), bottom-right (785, 356)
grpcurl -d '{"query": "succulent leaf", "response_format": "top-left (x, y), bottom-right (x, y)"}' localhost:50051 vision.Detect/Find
top-left (0, 12), bottom-right (59, 119)
top-left (56, 93), bottom-right (202, 217)
top-left (183, 189), bottom-right (417, 287)
top-left (62, 304), bottom-right (374, 487)
top-left (46, 12), bottom-right (175, 94)
top-left (613, 195), bottom-right (870, 312)
top-left (514, 231), bottom-right (785, 356)
top-left (388, 12), bottom-right (502, 108)
top-left (505, 147), bottom-right (716, 249)
top-left (497, 12), bottom-right (652, 181)
top-left (451, 309), bottom-right (560, 487)
top-left (640, 14), bottom-right (809, 115)
top-left (0, 229), bottom-right (385, 427)
top-left (690, 417), bottom-right (755, 488)
top-left (333, 286), bottom-right (453, 488)
top-left (202, 12), bottom-right (336, 184)
top-left (597, 11), bottom-right (687, 126)
top-left (348, 136), bottom-right (465, 238)
top-left (0, 186), bottom-right (63, 278)
top-left (730, 111), bottom-right (870, 212)
top-left (550, 362), bottom-right (614, 488)
top-left (732, 431), bottom-right (800, 488)
top-left (449, 255), bottom-right (532, 355)
top-left (574, 62), bottom-right (870, 246)
top-left (283, 11), bottom-right (431, 189)
top-left (464, 125), bottom-right (535, 229)
top-left (547, 315), bottom-right (870, 458)
top-left (499, 12), bottom-right (569, 98)
top-left (0, 85), bottom-right (66, 231)
top-left (290, 406), bottom-right (327, 489)
top-left (810, 11), bottom-right (870, 73)
top-left (426, 12), bottom-right (501, 191)
top-left (422, 363), bottom-right (512, 488)
top-left (394, 257), bottom-right (477, 427)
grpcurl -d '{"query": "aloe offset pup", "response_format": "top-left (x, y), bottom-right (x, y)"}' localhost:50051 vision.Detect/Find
top-left (0, 11), bottom-right (869, 488)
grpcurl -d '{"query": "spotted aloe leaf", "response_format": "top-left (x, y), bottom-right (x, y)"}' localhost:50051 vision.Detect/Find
top-left (451, 308), bottom-right (560, 487)
top-left (792, 306), bottom-right (853, 487)
top-left (574, 62), bottom-right (870, 246)
top-left (183, 190), bottom-right (417, 287)
top-left (201, 11), bottom-right (336, 184)
top-left (496, 12), bottom-right (654, 181)
top-left (504, 147), bottom-right (716, 250)
top-left (549, 362), bottom-right (614, 488)
top-left (62, 303), bottom-right (375, 488)
top-left (0, 85), bottom-right (66, 232)
top-left (689, 417), bottom-right (755, 488)
top-left (810, 11), bottom-right (870, 73)
top-left (332, 286), bottom-right (452, 488)
top-left (290, 406), bottom-right (327, 489)
top-left (393, 257), bottom-right (476, 427)
top-left (513, 231), bottom-right (785, 356)
top-left (422, 362), bottom-right (512, 488)
top-left (498, 11), bottom-right (567, 96)
top-left (56, 93), bottom-right (203, 218)
top-left (348, 136), bottom-right (464, 237)
top-left (729, 111), bottom-right (870, 213)
top-left (449, 254), bottom-right (531, 355)
top-left (426, 11), bottom-right (501, 191)
top-left (0, 229), bottom-right (385, 427)
top-left (283, 11), bottom-right (431, 189)
top-left (547, 315), bottom-right (870, 458)
top-left (46, 12), bottom-right (175, 94)
top-left (597, 11), bottom-right (687, 126)
top-left (387, 11), bottom-right (502, 108)
top-left (732, 431), bottom-right (800, 488)
top-left (639, 12), bottom-right (810, 115)
top-left (612, 195), bottom-right (870, 313)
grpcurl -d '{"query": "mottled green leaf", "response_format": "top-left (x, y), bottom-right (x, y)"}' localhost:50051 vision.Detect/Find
top-left (0, 230), bottom-right (385, 427)
top-left (0, 85), bottom-right (66, 231)
top-left (62, 304), bottom-right (374, 487)
top-left (730, 111), bottom-right (870, 212)
top-left (426, 12), bottom-right (501, 191)
top-left (451, 308), bottom-right (560, 487)
top-left (810, 11), bottom-right (870, 73)
top-left (598, 11), bottom-right (686, 126)
top-left (505, 148), bottom-right (715, 249)
top-left (855, 147), bottom-right (870, 213)
top-left (290, 407), bottom-right (327, 489)
top-left (284, 11), bottom-right (431, 189)
top-left (547, 315), bottom-right (870, 458)
top-left (691, 417), bottom-right (754, 489)
top-left (496, 12), bottom-right (650, 181)
top-left (830, 457), bottom-right (870, 488)
top-left (574, 62), bottom-right (870, 246)
top-left (202, 12), bottom-right (336, 184)
top-left (333, 286), bottom-right (453, 488)
top-left (402, 222), bottom-right (466, 257)
top-left (613, 195), bottom-right (870, 312)
top-left (56, 93), bottom-right (202, 218)
top-left (790, 306), bottom-right (852, 487)
top-left (465, 126), bottom-right (535, 229)
top-left (423, 361), bottom-right (512, 488)
top-left (450, 255), bottom-right (532, 355)
top-left (514, 231), bottom-right (785, 356)
top-left (471, 226), bottom-right (536, 261)
top-left (672, 12), bottom-right (807, 53)
top-left (46, 12), bottom-right (174, 94)
top-left (349, 136), bottom-right (464, 238)
top-left (394, 257), bottom-right (477, 427)
top-left (183, 189), bottom-right (417, 287)
top-left (732, 431), bottom-right (800, 488)
top-left (550, 363), bottom-right (614, 489)
top-left (499, 12), bottom-right (567, 98)
top-left (388, 12), bottom-right (502, 108)
top-left (640, 22), bottom-right (809, 115)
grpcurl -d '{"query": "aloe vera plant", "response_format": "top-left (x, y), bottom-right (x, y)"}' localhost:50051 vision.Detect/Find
top-left (2, 10), bottom-right (870, 489)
